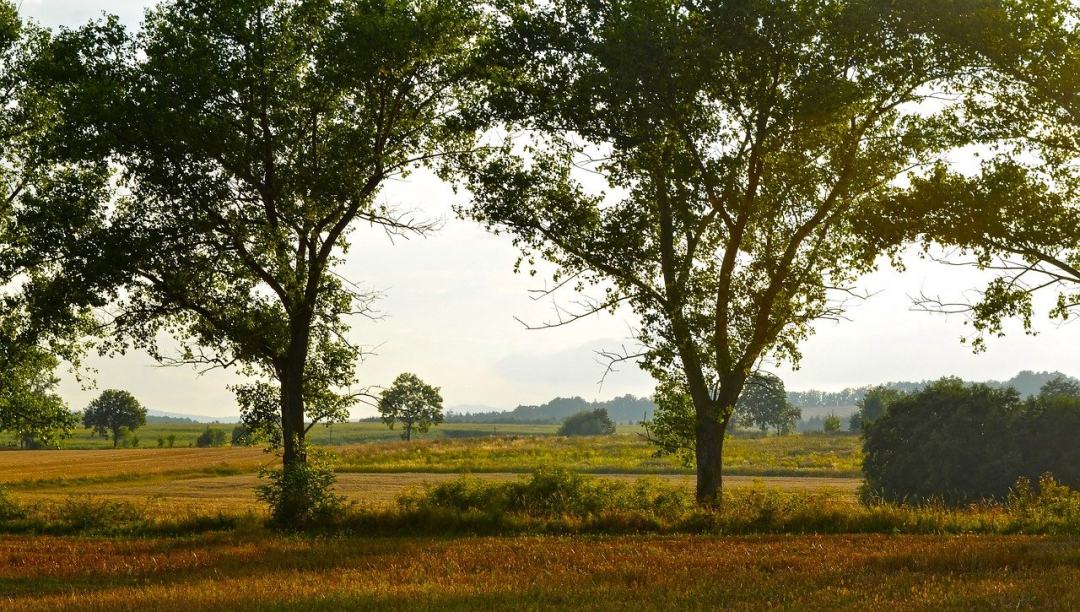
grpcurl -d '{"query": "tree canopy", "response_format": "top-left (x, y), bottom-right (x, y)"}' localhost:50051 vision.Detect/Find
top-left (40, 0), bottom-right (485, 495)
top-left (460, 0), bottom-right (977, 503)
top-left (82, 388), bottom-right (147, 447)
top-left (377, 372), bottom-right (444, 441)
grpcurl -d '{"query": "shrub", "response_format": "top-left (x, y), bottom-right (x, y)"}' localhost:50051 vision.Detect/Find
top-left (0, 486), bottom-right (24, 521)
top-left (255, 446), bottom-right (345, 528)
top-left (863, 378), bottom-right (1079, 504)
top-left (166, 433), bottom-right (176, 448)
top-left (195, 427), bottom-right (227, 448)
top-left (558, 408), bottom-right (616, 436)
top-left (822, 414), bottom-right (841, 433)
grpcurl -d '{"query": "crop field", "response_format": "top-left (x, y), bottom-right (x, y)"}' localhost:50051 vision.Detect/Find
top-left (0, 533), bottom-right (1075, 610)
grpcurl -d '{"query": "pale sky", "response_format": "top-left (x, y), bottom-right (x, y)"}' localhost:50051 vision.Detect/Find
top-left (22, 1), bottom-right (1080, 418)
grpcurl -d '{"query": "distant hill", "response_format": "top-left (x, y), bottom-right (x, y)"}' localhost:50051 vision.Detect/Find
top-left (445, 395), bottom-right (655, 425)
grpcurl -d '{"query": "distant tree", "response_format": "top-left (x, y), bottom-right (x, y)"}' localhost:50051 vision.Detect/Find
top-left (823, 414), bottom-right (841, 433)
top-left (736, 373), bottom-right (800, 436)
top-left (82, 390), bottom-right (147, 448)
top-left (231, 424), bottom-right (258, 447)
top-left (1038, 376), bottom-right (1080, 400)
top-left (558, 408), bottom-right (616, 437)
top-left (849, 386), bottom-right (904, 432)
top-left (195, 427), bottom-right (227, 448)
top-left (378, 374), bottom-right (444, 441)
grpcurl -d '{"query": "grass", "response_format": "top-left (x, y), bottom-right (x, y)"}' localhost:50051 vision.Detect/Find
top-left (0, 533), bottom-right (1075, 610)
top-left (334, 433), bottom-right (863, 477)
top-left (0, 422), bottom-right (561, 450)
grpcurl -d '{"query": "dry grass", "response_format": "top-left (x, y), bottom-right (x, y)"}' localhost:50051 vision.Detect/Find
top-left (0, 448), bottom-right (272, 483)
top-left (334, 433), bottom-right (863, 477)
top-left (10, 472), bottom-right (860, 514)
top-left (0, 533), bottom-right (1074, 610)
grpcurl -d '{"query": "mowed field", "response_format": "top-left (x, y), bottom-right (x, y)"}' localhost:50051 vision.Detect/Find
top-left (1, 533), bottom-right (1076, 610)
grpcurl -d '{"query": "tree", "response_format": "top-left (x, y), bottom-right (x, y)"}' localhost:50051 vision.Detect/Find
top-left (849, 386), bottom-right (903, 431)
top-left (82, 389), bottom-right (147, 448)
top-left (863, 377), bottom-right (1078, 503)
top-left (460, 0), bottom-right (975, 503)
top-left (195, 427), bottom-right (227, 448)
top-left (0, 2), bottom-right (113, 442)
top-left (735, 373), bottom-right (800, 436)
top-left (377, 373), bottom-right (444, 441)
top-left (47, 0), bottom-right (485, 512)
top-left (0, 349), bottom-right (76, 449)
top-left (889, 0), bottom-right (1080, 346)
top-left (822, 414), bottom-right (841, 433)
top-left (558, 408), bottom-right (616, 436)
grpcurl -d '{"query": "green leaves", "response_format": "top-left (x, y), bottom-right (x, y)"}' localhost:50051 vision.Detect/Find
top-left (377, 372), bottom-right (444, 440)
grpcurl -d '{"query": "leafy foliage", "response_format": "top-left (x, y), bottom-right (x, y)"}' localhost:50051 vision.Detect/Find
top-left (557, 408), bottom-right (616, 437)
top-left (863, 378), bottom-right (1080, 503)
top-left (195, 427), bottom-right (227, 448)
top-left (848, 386), bottom-right (903, 431)
top-left (82, 389), bottom-right (147, 448)
top-left (378, 373), bottom-right (444, 441)
top-left (255, 445), bottom-right (345, 528)
top-left (735, 373), bottom-right (800, 435)
top-left (45, 0), bottom-right (485, 471)
top-left (458, 0), bottom-right (977, 502)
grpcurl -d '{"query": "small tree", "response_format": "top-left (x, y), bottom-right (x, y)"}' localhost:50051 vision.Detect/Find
top-left (850, 386), bottom-right (904, 432)
top-left (195, 427), bottom-right (227, 448)
top-left (82, 390), bottom-right (146, 448)
top-left (377, 374), bottom-right (444, 442)
top-left (558, 408), bottom-right (617, 437)
top-left (823, 414), bottom-right (841, 433)
top-left (735, 373), bottom-right (800, 436)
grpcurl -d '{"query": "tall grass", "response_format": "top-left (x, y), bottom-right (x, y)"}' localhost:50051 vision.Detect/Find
top-left (0, 469), bottom-right (1075, 536)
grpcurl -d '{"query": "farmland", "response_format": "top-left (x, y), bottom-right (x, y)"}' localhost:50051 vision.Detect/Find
top-left (0, 431), bottom-right (1075, 610)
top-left (1, 533), bottom-right (1076, 610)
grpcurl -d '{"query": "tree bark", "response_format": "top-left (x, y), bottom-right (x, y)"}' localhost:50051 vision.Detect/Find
top-left (694, 403), bottom-right (725, 505)
top-left (280, 330), bottom-right (310, 467)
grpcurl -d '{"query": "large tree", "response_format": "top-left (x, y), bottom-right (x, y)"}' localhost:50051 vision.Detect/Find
top-left (459, 0), bottom-right (975, 503)
top-left (50, 0), bottom-right (483, 493)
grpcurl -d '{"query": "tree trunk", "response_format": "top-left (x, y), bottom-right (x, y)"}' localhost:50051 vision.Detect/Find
top-left (404, 422), bottom-right (412, 441)
top-left (280, 339), bottom-right (309, 467)
top-left (695, 403), bottom-right (725, 505)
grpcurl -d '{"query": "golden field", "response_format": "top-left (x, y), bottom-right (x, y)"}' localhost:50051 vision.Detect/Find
top-left (1, 533), bottom-right (1076, 610)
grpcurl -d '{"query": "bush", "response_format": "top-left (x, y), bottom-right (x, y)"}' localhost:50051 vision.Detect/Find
top-left (0, 486), bottom-right (24, 521)
top-left (255, 447), bottom-right (346, 528)
top-left (822, 414), bottom-right (841, 433)
top-left (558, 408), bottom-right (616, 436)
top-left (862, 378), bottom-right (1080, 504)
top-left (195, 427), bottom-right (227, 448)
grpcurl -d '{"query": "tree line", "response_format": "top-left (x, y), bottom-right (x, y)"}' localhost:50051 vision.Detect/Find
top-left (2, 0), bottom-right (1080, 521)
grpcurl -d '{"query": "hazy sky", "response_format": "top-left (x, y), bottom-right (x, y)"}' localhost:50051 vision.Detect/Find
top-left (21, 1), bottom-right (1080, 418)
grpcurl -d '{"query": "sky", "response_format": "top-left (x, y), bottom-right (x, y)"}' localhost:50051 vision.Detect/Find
top-left (20, 1), bottom-right (1080, 418)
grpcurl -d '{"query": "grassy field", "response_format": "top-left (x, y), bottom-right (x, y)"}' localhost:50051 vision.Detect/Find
top-left (0, 533), bottom-right (1075, 610)
top-left (1, 421), bottom-right (562, 450)
top-left (334, 433), bottom-right (862, 477)
top-left (0, 432), bottom-right (1075, 609)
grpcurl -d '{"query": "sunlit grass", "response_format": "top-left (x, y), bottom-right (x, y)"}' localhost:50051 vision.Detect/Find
top-left (334, 433), bottom-right (863, 477)
top-left (0, 533), bottom-right (1075, 610)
